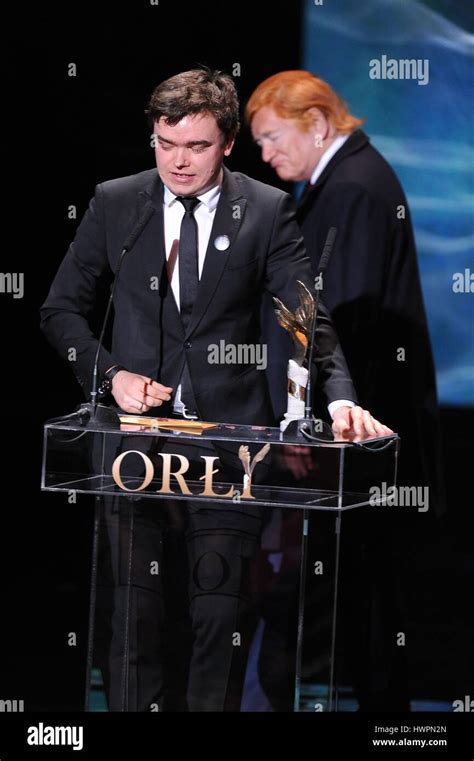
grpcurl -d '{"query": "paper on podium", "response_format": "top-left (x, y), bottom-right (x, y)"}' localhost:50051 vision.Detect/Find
top-left (119, 416), bottom-right (218, 434)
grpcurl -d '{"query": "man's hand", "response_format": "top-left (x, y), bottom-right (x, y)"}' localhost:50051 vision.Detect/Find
top-left (332, 405), bottom-right (393, 440)
top-left (111, 370), bottom-right (172, 413)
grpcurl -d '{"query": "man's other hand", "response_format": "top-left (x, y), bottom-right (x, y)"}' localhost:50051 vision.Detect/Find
top-left (111, 370), bottom-right (172, 413)
top-left (332, 405), bottom-right (393, 440)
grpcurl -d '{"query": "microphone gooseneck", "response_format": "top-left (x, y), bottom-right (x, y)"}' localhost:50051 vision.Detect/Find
top-left (79, 203), bottom-right (155, 427)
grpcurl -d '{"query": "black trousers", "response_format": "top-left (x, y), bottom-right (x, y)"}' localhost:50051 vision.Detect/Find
top-left (92, 434), bottom-right (266, 712)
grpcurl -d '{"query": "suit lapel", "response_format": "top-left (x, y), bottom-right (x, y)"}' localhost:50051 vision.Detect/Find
top-left (185, 167), bottom-right (246, 337)
top-left (138, 172), bottom-right (183, 328)
top-left (138, 171), bottom-right (166, 276)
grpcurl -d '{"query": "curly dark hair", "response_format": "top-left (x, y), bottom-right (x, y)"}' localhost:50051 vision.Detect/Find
top-left (146, 68), bottom-right (240, 143)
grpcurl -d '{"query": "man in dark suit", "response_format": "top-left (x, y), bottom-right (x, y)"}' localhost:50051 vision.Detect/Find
top-left (41, 69), bottom-right (390, 711)
top-left (247, 70), bottom-right (444, 516)
top-left (248, 70), bottom-right (445, 710)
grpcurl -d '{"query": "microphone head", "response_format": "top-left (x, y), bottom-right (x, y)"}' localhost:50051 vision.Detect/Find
top-left (319, 226), bottom-right (338, 272)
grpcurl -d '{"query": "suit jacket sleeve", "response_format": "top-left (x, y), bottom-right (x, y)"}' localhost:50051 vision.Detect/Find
top-left (40, 183), bottom-right (116, 397)
top-left (263, 192), bottom-right (357, 405)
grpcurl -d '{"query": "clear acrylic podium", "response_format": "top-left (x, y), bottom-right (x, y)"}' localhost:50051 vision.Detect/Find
top-left (42, 415), bottom-right (398, 712)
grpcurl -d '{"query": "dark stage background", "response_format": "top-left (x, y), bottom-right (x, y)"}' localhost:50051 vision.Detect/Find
top-left (1, 0), bottom-right (472, 719)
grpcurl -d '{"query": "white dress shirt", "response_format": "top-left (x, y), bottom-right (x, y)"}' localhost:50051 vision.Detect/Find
top-left (163, 183), bottom-right (221, 306)
top-left (309, 133), bottom-right (349, 186)
top-left (163, 183), bottom-right (221, 413)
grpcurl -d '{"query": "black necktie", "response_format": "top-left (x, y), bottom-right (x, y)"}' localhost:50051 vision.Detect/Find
top-left (176, 196), bottom-right (200, 416)
top-left (177, 196), bottom-right (200, 330)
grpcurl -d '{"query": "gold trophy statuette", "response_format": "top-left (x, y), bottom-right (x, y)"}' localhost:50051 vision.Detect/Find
top-left (273, 280), bottom-right (315, 432)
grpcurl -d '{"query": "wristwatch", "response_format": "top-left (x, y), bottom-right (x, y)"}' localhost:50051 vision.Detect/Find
top-left (97, 364), bottom-right (127, 398)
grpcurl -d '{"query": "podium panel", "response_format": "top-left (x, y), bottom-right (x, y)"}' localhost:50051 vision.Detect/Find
top-left (42, 417), bottom-right (398, 712)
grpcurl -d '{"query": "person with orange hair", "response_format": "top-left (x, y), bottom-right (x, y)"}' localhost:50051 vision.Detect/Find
top-left (248, 71), bottom-right (445, 712)
top-left (248, 70), bottom-right (443, 517)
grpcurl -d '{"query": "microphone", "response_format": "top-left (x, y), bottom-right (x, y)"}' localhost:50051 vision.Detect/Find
top-left (282, 227), bottom-right (337, 440)
top-left (77, 203), bottom-right (155, 427)
top-left (121, 204), bottom-right (156, 252)
top-left (318, 226), bottom-right (337, 273)
top-left (304, 226), bottom-right (337, 420)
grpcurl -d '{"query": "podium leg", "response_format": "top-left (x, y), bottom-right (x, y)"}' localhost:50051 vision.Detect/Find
top-left (329, 513), bottom-right (342, 712)
top-left (84, 495), bottom-right (136, 712)
top-left (84, 496), bottom-right (102, 711)
top-left (120, 499), bottom-right (135, 712)
top-left (294, 508), bottom-right (309, 712)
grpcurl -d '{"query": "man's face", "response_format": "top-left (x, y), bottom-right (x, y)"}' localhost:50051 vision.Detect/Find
top-left (153, 112), bottom-right (234, 196)
top-left (251, 106), bottom-right (325, 182)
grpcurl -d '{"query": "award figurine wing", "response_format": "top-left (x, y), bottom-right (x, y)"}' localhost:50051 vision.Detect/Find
top-left (238, 443), bottom-right (271, 498)
top-left (273, 280), bottom-right (315, 432)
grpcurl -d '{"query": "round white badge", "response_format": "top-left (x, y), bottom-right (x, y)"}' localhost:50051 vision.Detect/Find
top-left (214, 235), bottom-right (230, 251)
